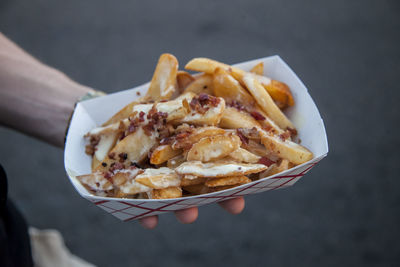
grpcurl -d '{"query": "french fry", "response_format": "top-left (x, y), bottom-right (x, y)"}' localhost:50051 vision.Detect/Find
top-left (135, 167), bottom-right (181, 189)
top-left (102, 101), bottom-right (139, 126)
top-left (227, 148), bottom-right (261, 163)
top-left (187, 133), bottom-right (241, 162)
top-left (259, 159), bottom-right (291, 178)
top-left (181, 96), bottom-right (225, 126)
top-left (172, 126), bottom-right (226, 150)
top-left (145, 53), bottom-right (178, 101)
top-left (167, 154), bottom-right (186, 168)
top-left (264, 80), bottom-right (294, 108)
top-left (177, 71), bottom-right (195, 92)
top-left (175, 160), bottom-right (267, 178)
top-left (91, 156), bottom-right (101, 171)
top-left (184, 74), bottom-right (214, 95)
top-left (205, 175), bottom-right (251, 187)
top-left (219, 107), bottom-right (261, 129)
top-left (150, 145), bottom-right (182, 165)
top-left (95, 127), bottom-right (157, 172)
top-left (252, 106), bottom-right (285, 135)
top-left (259, 130), bottom-right (313, 165)
top-left (242, 74), bottom-right (294, 130)
top-left (180, 177), bottom-right (207, 186)
top-left (250, 62), bottom-right (264, 75)
top-left (185, 58), bottom-right (294, 108)
top-left (213, 68), bottom-right (255, 107)
top-left (115, 169), bottom-right (152, 196)
top-left (182, 184), bottom-right (209, 195)
top-left (152, 187), bottom-right (182, 199)
top-left (77, 172), bottom-right (113, 193)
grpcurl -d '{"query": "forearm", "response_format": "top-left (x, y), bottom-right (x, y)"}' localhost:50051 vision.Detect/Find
top-left (0, 33), bottom-right (93, 147)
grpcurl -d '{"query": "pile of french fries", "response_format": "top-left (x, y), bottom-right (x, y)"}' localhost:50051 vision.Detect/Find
top-left (77, 54), bottom-right (313, 199)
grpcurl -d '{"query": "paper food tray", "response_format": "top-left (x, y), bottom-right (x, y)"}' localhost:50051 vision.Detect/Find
top-left (64, 55), bottom-right (328, 221)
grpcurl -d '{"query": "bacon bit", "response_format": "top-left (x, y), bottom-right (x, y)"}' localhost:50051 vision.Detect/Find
top-left (127, 123), bottom-right (138, 134)
top-left (279, 131), bottom-right (291, 141)
top-left (147, 103), bottom-right (158, 119)
top-left (142, 124), bottom-right (154, 136)
top-left (119, 132), bottom-right (126, 141)
top-left (136, 91), bottom-right (141, 96)
top-left (175, 131), bottom-right (191, 140)
top-left (250, 111), bottom-right (266, 121)
top-left (85, 145), bottom-right (95, 156)
top-left (85, 135), bottom-right (101, 156)
top-left (139, 111), bottom-right (145, 122)
top-left (208, 95), bottom-right (221, 106)
top-left (190, 97), bottom-right (208, 114)
top-left (198, 93), bottom-right (209, 103)
top-left (236, 128), bottom-right (249, 144)
top-left (104, 171), bottom-right (112, 179)
top-left (108, 152), bottom-right (116, 159)
top-left (287, 127), bottom-right (298, 137)
top-left (130, 162), bottom-right (140, 168)
top-left (109, 162), bottom-right (124, 172)
top-left (118, 152), bottom-right (128, 162)
top-left (263, 124), bottom-right (273, 133)
top-left (160, 99), bottom-right (168, 103)
top-left (228, 100), bottom-right (247, 112)
top-left (258, 157), bottom-right (275, 167)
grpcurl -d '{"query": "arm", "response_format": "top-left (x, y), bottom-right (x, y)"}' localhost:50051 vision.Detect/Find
top-left (0, 32), bottom-right (93, 147)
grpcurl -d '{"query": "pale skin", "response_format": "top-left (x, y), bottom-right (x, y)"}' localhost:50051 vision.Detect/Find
top-left (0, 33), bottom-right (245, 229)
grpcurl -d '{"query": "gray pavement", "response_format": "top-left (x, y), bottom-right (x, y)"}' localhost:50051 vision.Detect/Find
top-left (0, 0), bottom-right (399, 266)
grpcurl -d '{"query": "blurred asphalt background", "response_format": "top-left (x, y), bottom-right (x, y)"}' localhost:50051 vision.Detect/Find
top-left (1, 0), bottom-right (399, 266)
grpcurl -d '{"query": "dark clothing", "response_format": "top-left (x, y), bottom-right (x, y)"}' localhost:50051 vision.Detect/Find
top-left (0, 164), bottom-right (33, 267)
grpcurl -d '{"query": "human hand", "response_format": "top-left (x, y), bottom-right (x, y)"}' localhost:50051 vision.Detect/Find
top-left (139, 197), bottom-right (245, 229)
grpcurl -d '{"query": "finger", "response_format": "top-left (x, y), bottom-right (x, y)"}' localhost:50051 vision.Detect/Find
top-left (139, 215), bottom-right (158, 229)
top-left (218, 197), bottom-right (245, 215)
top-left (174, 207), bottom-right (198, 224)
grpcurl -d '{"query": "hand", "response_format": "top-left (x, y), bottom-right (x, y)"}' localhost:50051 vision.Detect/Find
top-left (139, 197), bottom-right (245, 229)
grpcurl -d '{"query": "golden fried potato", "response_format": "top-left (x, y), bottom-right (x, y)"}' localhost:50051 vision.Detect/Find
top-left (259, 159), bottom-right (291, 178)
top-left (102, 101), bottom-right (139, 126)
top-left (219, 107), bottom-right (261, 129)
top-left (76, 172), bottom-right (113, 193)
top-left (185, 58), bottom-right (294, 108)
top-left (152, 187), bottom-right (182, 199)
top-left (150, 145), bottom-right (182, 165)
top-left (187, 133), bottom-right (241, 162)
top-left (172, 126), bottom-right (226, 150)
top-left (205, 175), bottom-right (251, 187)
top-left (259, 131), bottom-right (313, 165)
top-left (177, 71), bottom-right (195, 92)
top-left (135, 167), bottom-right (181, 189)
top-left (180, 177), bottom-right (207, 186)
top-left (264, 80), bottom-right (294, 108)
top-left (167, 154), bottom-right (186, 169)
top-left (145, 53), bottom-right (178, 101)
top-left (95, 127), bottom-right (156, 172)
top-left (175, 160), bottom-right (267, 178)
top-left (115, 169), bottom-right (152, 196)
top-left (242, 74), bottom-right (294, 130)
top-left (184, 74), bottom-right (214, 95)
top-left (227, 148), bottom-right (261, 163)
top-left (181, 96), bottom-right (226, 126)
top-left (213, 68), bottom-right (254, 107)
top-left (182, 184), bottom-right (209, 195)
top-left (250, 62), bottom-right (264, 75)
